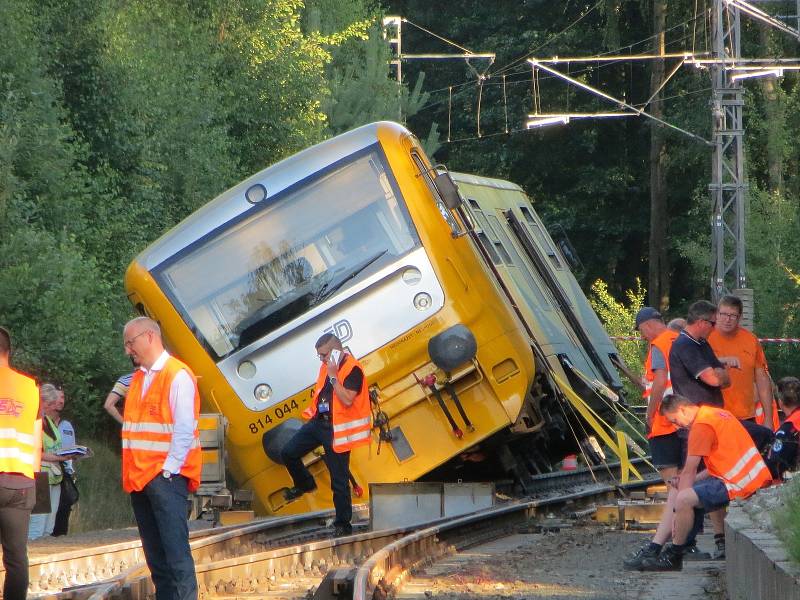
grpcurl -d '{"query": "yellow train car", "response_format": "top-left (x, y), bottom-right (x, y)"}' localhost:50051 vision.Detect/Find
top-left (124, 121), bottom-right (623, 514)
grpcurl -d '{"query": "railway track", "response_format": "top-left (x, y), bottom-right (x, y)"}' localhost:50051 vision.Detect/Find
top-left (26, 461), bottom-right (659, 600)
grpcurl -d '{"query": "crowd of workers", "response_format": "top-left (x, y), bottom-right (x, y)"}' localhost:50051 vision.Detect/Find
top-left (0, 294), bottom-right (797, 597)
top-left (625, 296), bottom-right (799, 572)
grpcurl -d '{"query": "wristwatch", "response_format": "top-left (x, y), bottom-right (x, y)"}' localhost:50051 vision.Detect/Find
top-left (162, 469), bottom-right (172, 479)
top-left (329, 376), bottom-right (337, 385)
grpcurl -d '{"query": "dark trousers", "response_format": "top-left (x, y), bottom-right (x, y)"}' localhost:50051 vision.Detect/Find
top-left (52, 478), bottom-right (72, 536)
top-left (130, 475), bottom-right (197, 600)
top-left (281, 418), bottom-right (352, 527)
top-left (0, 486), bottom-right (35, 600)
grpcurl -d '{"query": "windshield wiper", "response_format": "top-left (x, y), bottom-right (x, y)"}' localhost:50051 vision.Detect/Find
top-left (314, 250), bottom-right (388, 305)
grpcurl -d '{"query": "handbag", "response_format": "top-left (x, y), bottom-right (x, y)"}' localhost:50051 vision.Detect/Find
top-left (60, 473), bottom-right (79, 506)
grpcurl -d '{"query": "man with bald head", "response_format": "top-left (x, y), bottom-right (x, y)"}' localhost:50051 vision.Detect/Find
top-left (121, 317), bottom-right (201, 600)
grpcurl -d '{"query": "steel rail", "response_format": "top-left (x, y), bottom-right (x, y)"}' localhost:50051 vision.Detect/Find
top-left (353, 477), bottom-right (658, 600)
top-left (24, 507), bottom-right (364, 598)
top-left (29, 462), bottom-right (659, 599)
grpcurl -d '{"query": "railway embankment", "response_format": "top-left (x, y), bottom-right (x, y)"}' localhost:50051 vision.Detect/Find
top-left (727, 482), bottom-right (800, 600)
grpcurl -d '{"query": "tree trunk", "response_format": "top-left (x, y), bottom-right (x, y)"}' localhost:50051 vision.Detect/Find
top-left (758, 25), bottom-right (784, 195)
top-left (648, 0), bottom-right (669, 311)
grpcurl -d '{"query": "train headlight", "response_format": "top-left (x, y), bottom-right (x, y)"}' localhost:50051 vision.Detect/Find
top-left (428, 324), bottom-right (477, 372)
top-left (237, 360), bottom-right (256, 379)
top-left (413, 292), bottom-right (433, 311)
top-left (254, 383), bottom-right (273, 404)
top-left (402, 267), bottom-right (422, 285)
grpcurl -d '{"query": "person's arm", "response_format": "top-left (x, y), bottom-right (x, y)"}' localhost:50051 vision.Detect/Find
top-left (104, 391), bottom-right (125, 425)
top-left (163, 370), bottom-right (197, 475)
top-left (677, 455), bottom-right (703, 490)
top-left (647, 369), bottom-right (668, 432)
top-left (326, 360), bottom-right (360, 407)
top-left (755, 367), bottom-right (773, 426)
top-left (698, 366), bottom-right (730, 388)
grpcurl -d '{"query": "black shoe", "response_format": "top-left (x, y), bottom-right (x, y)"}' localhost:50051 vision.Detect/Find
top-left (333, 525), bottom-right (353, 537)
top-left (623, 543), bottom-right (660, 570)
top-left (638, 545), bottom-right (683, 571)
top-left (283, 485), bottom-right (316, 501)
top-left (683, 543), bottom-right (711, 561)
top-left (712, 538), bottom-right (725, 560)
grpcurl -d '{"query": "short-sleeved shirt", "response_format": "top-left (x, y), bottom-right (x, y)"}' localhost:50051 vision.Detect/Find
top-left (650, 346), bottom-right (666, 371)
top-left (669, 331), bottom-right (724, 407)
top-left (317, 367), bottom-right (364, 414)
top-left (708, 328), bottom-right (768, 419)
top-left (111, 373), bottom-right (133, 398)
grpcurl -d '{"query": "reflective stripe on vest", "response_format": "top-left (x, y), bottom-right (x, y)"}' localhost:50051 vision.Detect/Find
top-left (304, 354), bottom-right (371, 453)
top-left (122, 438), bottom-right (200, 452)
top-left (694, 405), bottom-right (772, 499)
top-left (0, 448), bottom-right (36, 463)
top-left (122, 421), bottom-right (175, 434)
top-left (0, 428), bottom-right (36, 447)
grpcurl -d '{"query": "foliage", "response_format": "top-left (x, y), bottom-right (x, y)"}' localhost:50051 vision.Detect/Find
top-left (772, 477), bottom-right (800, 563)
top-left (1, 0), bottom-right (421, 436)
top-left (71, 438), bottom-right (135, 532)
top-left (588, 278), bottom-right (647, 401)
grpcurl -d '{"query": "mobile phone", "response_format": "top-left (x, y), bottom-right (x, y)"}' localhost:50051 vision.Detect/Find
top-left (329, 348), bottom-right (342, 364)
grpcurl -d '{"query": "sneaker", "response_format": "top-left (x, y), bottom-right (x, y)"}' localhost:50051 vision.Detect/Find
top-left (283, 485), bottom-right (316, 502)
top-left (712, 538), bottom-right (725, 560)
top-left (683, 543), bottom-right (711, 561)
top-left (638, 545), bottom-right (683, 571)
top-left (333, 524), bottom-right (353, 537)
top-left (623, 543), bottom-right (660, 570)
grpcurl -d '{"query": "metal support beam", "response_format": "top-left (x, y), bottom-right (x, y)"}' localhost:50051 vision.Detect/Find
top-left (710, 0), bottom-right (749, 306)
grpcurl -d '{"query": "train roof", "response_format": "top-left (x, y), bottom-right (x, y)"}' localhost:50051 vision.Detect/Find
top-left (450, 172), bottom-right (525, 193)
top-left (133, 121), bottom-right (411, 271)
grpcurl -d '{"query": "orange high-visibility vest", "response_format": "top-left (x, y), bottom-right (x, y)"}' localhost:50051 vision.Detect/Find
top-left (0, 366), bottom-right (39, 479)
top-left (303, 354), bottom-right (371, 453)
top-left (122, 357), bottom-right (201, 493)
top-left (693, 405), bottom-right (772, 499)
top-left (755, 399), bottom-right (780, 431)
top-left (643, 329), bottom-right (679, 439)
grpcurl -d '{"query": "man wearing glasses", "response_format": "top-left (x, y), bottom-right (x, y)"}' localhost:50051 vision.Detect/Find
top-left (708, 295), bottom-right (774, 427)
top-left (280, 333), bottom-right (370, 537)
top-left (668, 300), bottom-right (731, 408)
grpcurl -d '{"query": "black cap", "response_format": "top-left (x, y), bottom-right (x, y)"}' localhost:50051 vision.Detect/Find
top-left (634, 307), bottom-right (662, 330)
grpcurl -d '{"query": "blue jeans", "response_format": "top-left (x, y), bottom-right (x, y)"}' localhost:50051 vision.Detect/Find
top-left (281, 418), bottom-right (352, 528)
top-left (130, 475), bottom-right (197, 600)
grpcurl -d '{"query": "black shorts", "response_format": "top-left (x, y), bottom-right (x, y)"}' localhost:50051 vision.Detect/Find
top-left (649, 431), bottom-right (686, 470)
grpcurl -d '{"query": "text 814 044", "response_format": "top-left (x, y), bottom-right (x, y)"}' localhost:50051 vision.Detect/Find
top-left (248, 399), bottom-right (300, 434)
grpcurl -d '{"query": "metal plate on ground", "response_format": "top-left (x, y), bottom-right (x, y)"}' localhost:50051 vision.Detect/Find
top-left (369, 482), bottom-right (495, 531)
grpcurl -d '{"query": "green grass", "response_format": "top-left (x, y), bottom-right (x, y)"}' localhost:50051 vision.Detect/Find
top-left (70, 438), bottom-right (135, 533)
top-left (771, 477), bottom-right (800, 562)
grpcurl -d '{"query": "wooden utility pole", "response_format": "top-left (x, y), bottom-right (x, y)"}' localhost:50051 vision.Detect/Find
top-left (648, 0), bottom-right (669, 312)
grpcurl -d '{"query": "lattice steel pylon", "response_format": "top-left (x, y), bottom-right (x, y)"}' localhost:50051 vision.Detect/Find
top-left (710, 0), bottom-right (749, 309)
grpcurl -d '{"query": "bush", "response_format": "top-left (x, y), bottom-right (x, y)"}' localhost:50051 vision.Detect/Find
top-left (70, 438), bottom-right (135, 533)
top-left (772, 477), bottom-right (800, 562)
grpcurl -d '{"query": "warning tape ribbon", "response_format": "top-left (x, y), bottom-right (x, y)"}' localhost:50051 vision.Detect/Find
top-left (611, 336), bottom-right (800, 344)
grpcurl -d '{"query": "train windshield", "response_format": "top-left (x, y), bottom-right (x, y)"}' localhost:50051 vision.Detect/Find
top-left (157, 148), bottom-right (419, 358)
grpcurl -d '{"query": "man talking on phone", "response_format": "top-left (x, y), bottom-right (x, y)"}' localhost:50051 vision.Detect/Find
top-left (280, 333), bottom-right (371, 536)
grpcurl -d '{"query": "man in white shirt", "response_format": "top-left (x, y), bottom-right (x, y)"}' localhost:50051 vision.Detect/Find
top-left (121, 317), bottom-right (201, 600)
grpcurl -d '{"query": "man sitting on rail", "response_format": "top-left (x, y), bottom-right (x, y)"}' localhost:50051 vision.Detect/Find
top-left (639, 393), bottom-right (772, 571)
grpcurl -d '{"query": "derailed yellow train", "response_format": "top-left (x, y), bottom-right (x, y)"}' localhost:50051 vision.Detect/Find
top-left (124, 121), bottom-right (627, 515)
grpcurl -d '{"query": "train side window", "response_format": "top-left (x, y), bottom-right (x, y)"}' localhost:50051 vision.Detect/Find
top-left (477, 232), bottom-right (502, 264)
top-left (520, 206), bottom-right (562, 269)
top-left (487, 214), bottom-right (551, 307)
